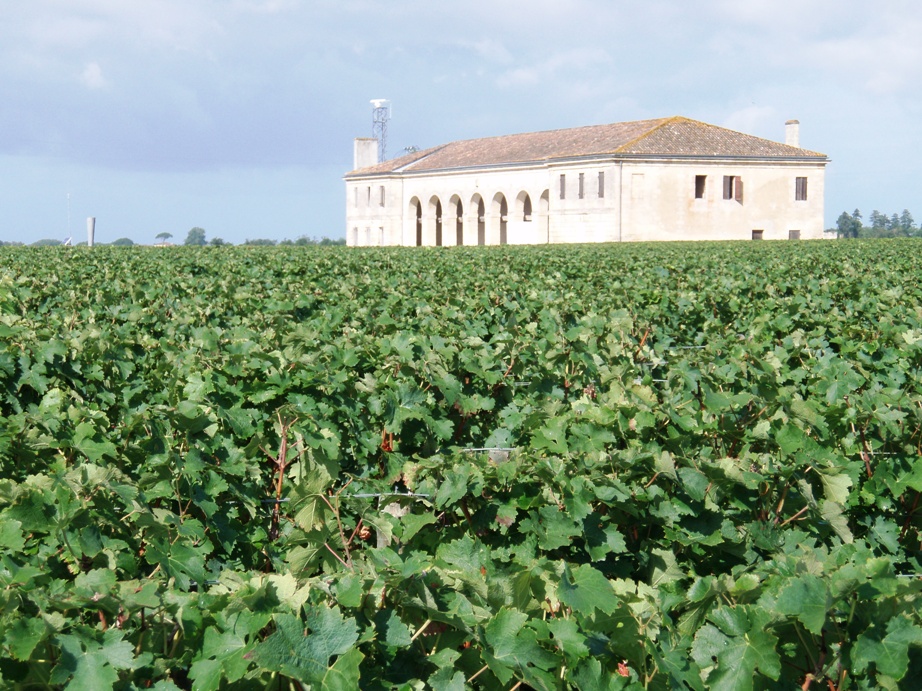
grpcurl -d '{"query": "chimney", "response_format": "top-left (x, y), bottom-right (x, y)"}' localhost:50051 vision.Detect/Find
top-left (354, 138), bottom-right (379, 169)
top-left (785, 119), bottom-right (800, 148)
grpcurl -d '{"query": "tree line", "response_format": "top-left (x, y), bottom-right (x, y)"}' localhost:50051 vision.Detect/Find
top-left (832, 208), bottom-right (918, 238)
top-left (172, 227), bottom-right (345, 247)
top-left (1, 229), bottom-right (346, 247)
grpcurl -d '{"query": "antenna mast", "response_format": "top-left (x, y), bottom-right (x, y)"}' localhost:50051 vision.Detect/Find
top-left (370, 99), bottom-right (390, 162)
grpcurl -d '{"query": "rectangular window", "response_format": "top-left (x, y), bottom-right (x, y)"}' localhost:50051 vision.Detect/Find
top-left (795, 177), bottom-right (808, 201)
top-left (723, 175), bottom-right (743, 203)
top-left (789, 229), bottom-right (801, 240)
top-left (379, 185), bottom-right (386, 207)
top-left (578, 172), bottom-right (585, 199)
top-left (695, 175), bottom-right (706, 199)
top-left (559, 174), bottom-right (566, 200)
top-left (366, 186), bottom-right (371, 205)
top-left (752, 229), bottom-right (764, 240)
top-left (598, 171), bottom-right (605, 198)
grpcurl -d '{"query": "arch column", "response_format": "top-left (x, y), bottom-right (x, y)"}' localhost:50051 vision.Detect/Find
top-left (463, 213), bottom-right (478, 246)
top-left (447, 196), bottom-right (463, 246)
top-left (425, 196), bottom-right (443, 246)
top-left (405, 198), bottom-right (423, 246)
top-left (489, 193), bottom-right (508, 246)
top-left (539, 190), bottom-right (550, 244)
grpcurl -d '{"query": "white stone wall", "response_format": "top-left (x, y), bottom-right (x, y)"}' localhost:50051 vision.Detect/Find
top-left (617, 159), bottom-right (826, 242)
top-left (345, 156), bottom-right (826, 246)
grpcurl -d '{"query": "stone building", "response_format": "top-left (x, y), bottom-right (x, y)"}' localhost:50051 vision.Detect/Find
top-left (344, 116), bottom-right (828, 246)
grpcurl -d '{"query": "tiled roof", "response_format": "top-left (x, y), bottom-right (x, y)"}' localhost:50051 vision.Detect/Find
top-left (346, 116), bottom-right (827, 177)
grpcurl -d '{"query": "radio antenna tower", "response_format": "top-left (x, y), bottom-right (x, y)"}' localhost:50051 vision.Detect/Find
top-left (370, 99), bottom-right (391, 162)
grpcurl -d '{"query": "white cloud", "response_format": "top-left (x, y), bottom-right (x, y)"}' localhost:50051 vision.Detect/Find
top-left (495, 47), bottom-right (612, 90)
top-left (10, 1), bottom-right (224, 56)
top-left (807, 22), bottom-right (922, 96)
top-left (467, 38), bottom-right (514, 65)
top-left (721, 105), bottom-right (778, 137)
top-left (231, 0), bottom-right (298, 13)
top-left (79, 61), bottom-right (107, 89)
top-left (495, 67), bottom-right (539, 88)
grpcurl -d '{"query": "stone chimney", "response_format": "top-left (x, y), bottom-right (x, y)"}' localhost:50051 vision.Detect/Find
top-left (785, 120), bottom-right (800, 148)
top-left (354, 138), bottom-right (379, 169)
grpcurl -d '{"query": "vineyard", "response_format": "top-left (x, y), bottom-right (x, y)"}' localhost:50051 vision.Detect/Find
top-left (0, 240), bottom-right (921, 690)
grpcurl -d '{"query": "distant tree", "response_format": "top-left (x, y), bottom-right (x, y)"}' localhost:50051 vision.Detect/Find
top-left (111, 237), bottom-right (135, 246)
top-left (243, 238), bottom-right (277, 246)
top-left (156, 232), bottom-right (173, 243)
top-left (889, 213), bottom-right (901, 235)
top-left (900, 209), bottom-right (916, 235)
top-left (184, 227), bottom-right (207, 246)
top-left (838, 208), bottom-right (920, 239)
top-left (31, 238), bottom-right (63, 246)
top-left (278, 239), bottom-right (294, 246)
top-left (836, 211), bottom-right (862, 239)
top-left (868, 210), bottom-right (888, 232)
top-left (319, 237), bottom-right (346, 246)
top-left (209, 237), bottom-right (228, 247)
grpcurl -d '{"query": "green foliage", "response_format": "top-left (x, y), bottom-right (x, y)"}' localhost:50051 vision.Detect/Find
top-left (184, 227), bottom-right (207, 246)
top-left (0, 240), bottom-right (921, 689)
top-left (834, 208), bottom-right (919, 238)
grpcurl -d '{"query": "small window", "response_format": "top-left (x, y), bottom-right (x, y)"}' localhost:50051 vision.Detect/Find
top-left (598, 171), bottom-right (605, 198)
top-left (379, 185), bottom-right (386, 207)
top-left (789, 229), bottom-right (801, 240)
top-left (366, 186), bottom-right (371, 205)
top-left (795, 177), bottom-right (807, 201)
top-left (723, 175), bottom-right (743, 203)
top-left (752, 229), bottom-right (764, 240)
top-left (578, 172), bottom-right (585, 199)
top-left (559, 174), bottom-right (566, 200)
top-left (695, 175), bottom-right (706, 199)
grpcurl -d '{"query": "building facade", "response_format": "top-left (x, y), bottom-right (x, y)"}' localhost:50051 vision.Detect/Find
top-left (344, 116), bottom-right (828, 246)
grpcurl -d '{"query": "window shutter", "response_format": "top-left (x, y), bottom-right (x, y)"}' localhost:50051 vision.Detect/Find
top-left (734, 176), bottom-right (743, 203)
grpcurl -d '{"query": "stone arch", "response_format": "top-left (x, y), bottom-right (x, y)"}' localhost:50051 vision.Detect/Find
top-left (491, 192), bottom-right (508, 245)
top-left (409, 197), bottom-right (422, 246)
top-left (428, 195), bottom-right (443, 247)
top-left (516, 191), bottom-right (533, 222)
top-left (445, 194), bottom-right (464, 245)
top-left (471, 194), bottom-right (485, 246)
top-left (539, 189), bottom-right (550, 243)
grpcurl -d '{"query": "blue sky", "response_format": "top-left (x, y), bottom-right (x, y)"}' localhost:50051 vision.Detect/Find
top-left (1, 0), bottom-right (920, 245)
